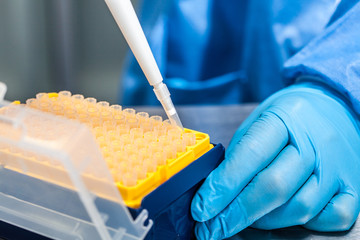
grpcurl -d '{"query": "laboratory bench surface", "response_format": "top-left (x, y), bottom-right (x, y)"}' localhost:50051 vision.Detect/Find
top-left (0, 104), bottom-right (359, 240)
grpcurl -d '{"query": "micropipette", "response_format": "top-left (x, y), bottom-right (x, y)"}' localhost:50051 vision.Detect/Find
top-left (104, 0), bottom-right (183, 129)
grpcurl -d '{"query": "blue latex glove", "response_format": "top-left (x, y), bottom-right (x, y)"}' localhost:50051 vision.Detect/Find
top-left (191, 81), bottom-right (360, 239)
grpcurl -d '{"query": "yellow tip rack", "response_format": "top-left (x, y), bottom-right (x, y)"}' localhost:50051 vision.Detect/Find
top-left (19, 91), bottom-right (212, 208)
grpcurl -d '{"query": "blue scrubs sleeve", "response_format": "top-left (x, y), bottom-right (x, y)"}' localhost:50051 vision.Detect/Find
top-left (284, 2), bottom-right (360, 114)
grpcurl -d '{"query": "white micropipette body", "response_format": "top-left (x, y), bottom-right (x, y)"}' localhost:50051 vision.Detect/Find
top-left (104, 0), bottom-right (183, 129)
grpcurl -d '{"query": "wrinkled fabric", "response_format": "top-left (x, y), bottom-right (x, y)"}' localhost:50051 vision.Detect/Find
top-left (191, 82), bottom-right (360, 239)
top-left (120, 0), bottom-right (359, 109)
top-left (284, 1), bottom-right (360, 114)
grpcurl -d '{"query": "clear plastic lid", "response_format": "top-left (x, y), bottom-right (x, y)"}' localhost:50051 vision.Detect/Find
top-left (0, 102), bottom-right (152, 239)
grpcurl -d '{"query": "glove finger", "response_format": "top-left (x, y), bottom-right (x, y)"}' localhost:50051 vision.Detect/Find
top-left (191, 112), bottom-right (288, 222)
top-left (252, 174), bottom-right (338, 229)
top-left (303, 192), bottom-right (360, 232)
top-left (226, 90), bottom-right (288, 154)
top-left (194, 144), bottom-right (312, 240)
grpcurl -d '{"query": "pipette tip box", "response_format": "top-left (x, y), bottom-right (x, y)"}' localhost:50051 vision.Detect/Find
top-left (0, 91), bottom-right (225, 240)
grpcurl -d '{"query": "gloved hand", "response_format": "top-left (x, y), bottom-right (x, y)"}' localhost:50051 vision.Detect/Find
top-left (191, 81), bottom-right (360, 240)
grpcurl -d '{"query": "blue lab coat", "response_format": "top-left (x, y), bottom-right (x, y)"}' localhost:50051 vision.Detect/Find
top-left (121, 0), bottom-right (360, 114)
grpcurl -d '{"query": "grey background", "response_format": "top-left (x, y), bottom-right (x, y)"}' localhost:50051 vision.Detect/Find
top-left (0, 0), bottom-right (140, 103)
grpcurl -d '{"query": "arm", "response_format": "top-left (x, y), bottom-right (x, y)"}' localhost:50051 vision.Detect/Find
top-left (191, 2), bottom-right (360, 239)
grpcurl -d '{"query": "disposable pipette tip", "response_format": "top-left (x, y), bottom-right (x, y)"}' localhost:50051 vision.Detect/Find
top-left (169, 112), bottom-right (183, 130)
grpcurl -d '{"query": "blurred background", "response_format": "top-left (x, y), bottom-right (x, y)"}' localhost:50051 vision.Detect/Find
top-left (0, 0), bottom-right (140, 103)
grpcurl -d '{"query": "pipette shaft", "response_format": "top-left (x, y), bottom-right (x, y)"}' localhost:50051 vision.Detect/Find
top-left (104, 0), bottom-right (183, 129)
